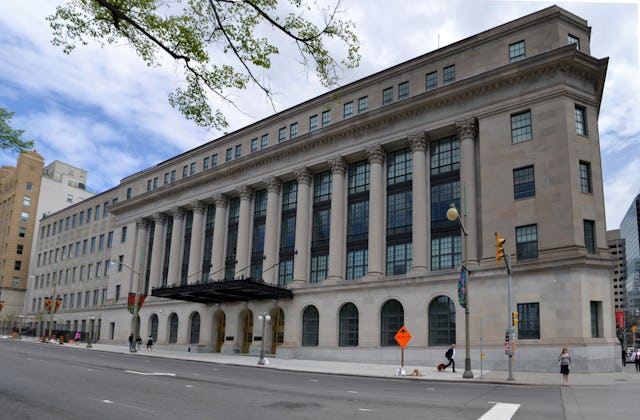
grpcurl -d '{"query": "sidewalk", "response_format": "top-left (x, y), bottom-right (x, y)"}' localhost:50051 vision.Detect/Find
top-left (52, 340), bottom-right (640, 386)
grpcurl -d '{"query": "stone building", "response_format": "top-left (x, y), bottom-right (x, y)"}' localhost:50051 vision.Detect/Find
top-left (27, 6), bottom-right (618, 372)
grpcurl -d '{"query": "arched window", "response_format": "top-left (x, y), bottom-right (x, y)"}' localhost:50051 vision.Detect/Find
top-left (190, 312), bottom-right (200, 344)
top-left (380, 299), bottom-right (404, 346)
top-left (339, 302), bottom-right (359, 347)
top-left (168, 313), bottom-right (179, 343)
top-left (301, 306), bottom-right (319, 346)
top-left (149, 314), bottom-right (159, 341)
top-left (428, 295), bottom-right (456, 346)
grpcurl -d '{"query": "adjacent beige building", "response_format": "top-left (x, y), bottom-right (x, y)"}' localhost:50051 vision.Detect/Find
top-left (26, 6), bottom-right (618, 372)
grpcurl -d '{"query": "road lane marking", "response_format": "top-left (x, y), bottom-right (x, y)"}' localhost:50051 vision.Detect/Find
top-left (186, 385), bottom-right (193, 388)
top-left (100, 399), bottom-right (155, 413)
top-left (347, 390), bottom-right (358, 394)
top-left (478, 402), bottom-right (520, 420)
top-left (125, 370), bottom-right (176, 376)
top-left (358, 408), bottom-right (374, 412)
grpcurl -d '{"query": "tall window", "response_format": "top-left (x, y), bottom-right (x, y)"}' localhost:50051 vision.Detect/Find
top-left (250, 190), bottom-right (267, 280)
top-left (190, 312), bottom-right (200, 344)
top-left (590, 301), bottom-right (601, 337)
top-left (225, 148), bottom-right (232, 162)
top-left (516, 224), bottom-right (538, 260)
top-left (346, 160), bottom-right (369, 280)
top-left (517, 303), bottom-right (540, 339)
top-left (339, 303), bottom-right (359, 347)
top-left (513, 165), bottom-right (535, 199)
top-left (261, 134), bottom-right (268, 149)
top-left (302, 306), bottom-right (319, 346)
top-left (579, 161), bottom-right (592, 193)
top-left (430, 136), bottom-right (460, 176)
top-left (235, 144), bottom-right (242, 158)
top-left (511, 111), bottom-right (532, 143)
top-left (431, 235), bottom-right (461, 270)
top-left (169, 313), bottom-right (179, 343)
top-left (508, 40), bottom-right (526, 62)
top-left (358, 96), bottom-right (368, 114)
top-left (309, 114), bottom-right (318, 131)
top-left (382, 87), bottom-right (393, 105)
top-left (575, 105), bottom-right (587, 136)
top-left (278, 127), bottom-right (286, 143)
top-left (584, 219), bottom-right (596, 254)
top-left (380, 299), bottom-right (404, 346)
top-left (225, 198), bottom-right (240, 280)
top-left (398, 81), bottom-right (409, 100)
top-left (387, 148), bottom-right (412, 275)
top-left (321, 110), bottom-right (330, 127)
top-left (150, 314), bottom-right (159, 341)
top-left (428, 296), bottom-right (456, 346)
top-left (251, 138), bottom-right (258, 152)
top-left (311, 171), bottom-right (331, 283)
top-left (343, 101), bottom-right (353, 119)
top-left (426, 71), bottom-right (437, 91)
top-left (202, 204), bottom-right (215, 280)
top-left (279, 181), bottom-right (297, 286)
top-left (289, 122), bottom-right (298, 139)
top-left (443, 65), bottom-right (455, 84)
top-left (568, 34), bottom-right (580, 50)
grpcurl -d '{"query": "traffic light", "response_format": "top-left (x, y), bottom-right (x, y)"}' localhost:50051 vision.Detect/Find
top-left (512, 311), bottom-right (519, 326)
top-left (495, 232), bottom-right (506, 264)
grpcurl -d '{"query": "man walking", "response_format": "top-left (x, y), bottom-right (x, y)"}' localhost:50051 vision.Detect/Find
top-left (442, 343), bottom-right (456, 372)
top-left (635, 348), bottom-right (640, 372)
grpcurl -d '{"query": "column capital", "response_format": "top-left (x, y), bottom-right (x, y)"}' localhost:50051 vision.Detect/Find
top-left (237, 185), bottom-right (254, 201)
top-left (191, 201), bottom-right (206, 215)
top-left (135, 218), bottom-right (149, 231)
top-left (264, 176), bottom-right (281, 194)
top-left (328, 156), bottom-right (347, 175)
top-left (408, 132), bottom-right (428, 153)
top-left (171, 207), bottom-right (185, 220)
top-left (456, 117), bottom-right (477, 140)
top-left (365, 144), bottom-right (385, 165)
top-left (153, 212), bottom-right (167, 225)
top-left (214, 194), bottom-right (228, 208)
top-left (293, 166), bottom-right (312, 185)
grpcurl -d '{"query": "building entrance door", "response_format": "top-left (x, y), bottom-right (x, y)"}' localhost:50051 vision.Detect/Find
top-left (271, 308), bottom-right (284, 354)
top-left (241, 310), bottom-right (253, 353)
top-left (215, 312), bottom-right (225, 353)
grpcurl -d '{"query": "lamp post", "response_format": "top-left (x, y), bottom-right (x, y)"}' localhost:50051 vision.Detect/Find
top-left (257, 312), bottom-right (271, 365)
top-left (446, 203), bottom-right (474, 379)
top-left (109, 261), bottom-right (143, 353)
top-left (18, 315), bottom-right (24, 339)
top-left (87, 314), bottom-right (95, 348)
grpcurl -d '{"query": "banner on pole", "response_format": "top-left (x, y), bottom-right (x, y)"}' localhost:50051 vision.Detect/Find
top-left (44, 297), bottom-right (52, 314)
top-left (457, 270), bottom-right (466, 308)
top-left (127, 293), bottom-right (147, 315)
top-left (616, 311), bottom-right (624, 329)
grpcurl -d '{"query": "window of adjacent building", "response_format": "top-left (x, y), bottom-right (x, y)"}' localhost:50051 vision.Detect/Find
top-left (517, 302), bottom-right (540, 339)
top-left (12, 277), bottom-right (19, 287)
top-left (182, 165), bottom-right (188, 178)
top-left (382, 87), bottom-right (393, 105)
top-left (309, 114), bottom-right (318, 131)
top-left (225, 148), bottom-right (232, 162)
top-left (261, 134), bottom-right (268, 149)
top-left (516, 224), bottom-right (538, 260)
top-left (343, 101), bottom-right (353, 119)
top-left (568, 34), bottom-right (580, 50)
top-left (235, 144), bottom-right (242, 159)
top-left (289, 122), bottom-right (298, 139)
top-left (509, 40), bottom-right (526, 62)
top-left (579, 161), bottom-right (592, 193)
top-left (23, 196), bottom-right (31, 207)
top-left (26, 182), bottom-right (33, 191)
top-left (171, 170), bottom-right (176, 182)
top-left (16, 244), bottom-right (23, 255)
top-left (380, 299), bottom-right (404, 346)
top-left (398, 81), bottom-right (409, 100)
top-left (121, 226), bottom-right (127, 243)
top-left (575, 105), bottom-right (587, 136)
top-left (426, 71), bottom-right (438, 91)
top-left (321, 110), bottom-right (331, 127)
top-left (513, 165), bottom-right (535, 199)
top-left (428, 296), bottom-right (456, 346)
top-left (358, 96), bottom-right (368, 114)
top-left (590, 301), bottom-right (601, 337)
top-left (67, 194), bottom-right (73, 202)
top-left (211, 154), bottom-right (218, 167)
top-left (584, 219), bottom-right (596, 254)
top-left (190, 162), bottom-right (196, 175)
top-left (278, 127), bottom-right (286, 143)
top-left (18, 227), bottom-right (26, 237)
top-left (251, 138), bottom-right (258, 152)
top-left (443, 65), bottom-right (455, 84)
top-left (14, 260), bottom-right (22, 271)
top-left (511, 110), bottom-right (532, 143)
top-left (338, 302), bottom-right (359, 347)
top-left (302, 305), bottom-right (319, 346)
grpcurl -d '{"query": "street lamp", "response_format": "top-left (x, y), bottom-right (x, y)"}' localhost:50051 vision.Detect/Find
top-left (446, 203), bottom-right (474, 379)
top-left (18, 315), bottom-right (24, 339)
top-left (87, 315), bottom-right (96, 348)
top-left (257, 312), bottom-right (271, 365)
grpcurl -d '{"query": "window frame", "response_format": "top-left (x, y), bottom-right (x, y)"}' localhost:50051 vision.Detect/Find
top-left (508, 40), bottom-right (526, 63)
top-left (511, 110), bottom-right (533, 143)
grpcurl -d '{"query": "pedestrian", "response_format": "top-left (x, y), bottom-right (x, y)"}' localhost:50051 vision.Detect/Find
top-left (146, 335), bottom-right (153, 350)
top-left (74, 331), bottom-right (81, 344)
top-left (442, 343), bottom-right (456, 372)
top-left (635, 348), bottom-right (640, 372)
top-left (622, 347), bottom-right (626, 367)
top-left (136, 336), bottom-right (142, 351)
top-left (558, 347), bottom-right (573, 386)
top-left (128, 334), bottom-right (134, 351)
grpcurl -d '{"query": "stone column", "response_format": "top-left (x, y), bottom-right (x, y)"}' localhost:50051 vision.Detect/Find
top-left (211, 194), bottom-right (228, 281)
top-left (187, 201), bottom-right (206, 284)
top-left (149, 213), bottom-right (166, 289)
top-left (409, 133), bottom-right (429, 273)
top-left (235, 186), bottom-right (254, 279)
top-left (166, 207), bottom-right (185, 286)
top-left (457, 118), bottom-right (478, 263)
top-left (263, 177), bottom-right (281, 285)
top-left (366, 146), bottom-right (385, 277)
top-left (134, 218), bottom-right (150, 293)
top-left (292, 167), bottom-right (312, 285)
top-left (326, 157), bottom-right (347, 283)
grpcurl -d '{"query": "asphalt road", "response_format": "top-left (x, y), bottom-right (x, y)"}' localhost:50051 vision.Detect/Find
top-left (0, 339), bottom-right (637, 420)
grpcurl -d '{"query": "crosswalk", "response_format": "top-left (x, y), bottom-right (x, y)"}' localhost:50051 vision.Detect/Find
top-left (478, 402), bottom-right (521, 420)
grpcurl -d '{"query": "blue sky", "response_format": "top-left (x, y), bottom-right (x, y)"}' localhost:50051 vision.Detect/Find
top-left (0, 0), bottom-right (638, 229)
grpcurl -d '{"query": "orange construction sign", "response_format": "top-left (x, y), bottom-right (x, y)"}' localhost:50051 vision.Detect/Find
top-left (394, 326), bottom-right (412, 349)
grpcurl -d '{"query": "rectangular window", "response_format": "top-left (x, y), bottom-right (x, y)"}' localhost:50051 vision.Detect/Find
top-left (358, 96), bottom-right (368, 114)
top-left (21, 212), bottom-right (29, 222)
top-left (590, 301), bottom-right (601, 337)
top-left (235, 144), bottom-right (242, 158)
top-left (431, 235), bottom-right (461, 270)
top-left (289, 122), bottom-right (298, 139)
top-left (513, 165), bottom-right (535, 199)
top-left (87, 208), bottom-right (92, 221)
top-left (153, 177), bottom-right (158, 189)
top-left (121, 226), bottom-right (127, 242)
top-left (579, 161), bottom-right (592, 193)
top-left (575, 105), bottom-right (587, 136)
top-left (98, 234), bottom-right (105, 250)
top-left (511, 111), bottom-right (532, 143)
top-left (430, 135), bottom-right (460, 176)
top-left (203, 157), bottom-right (209, 170)
top-left (251, 138), bottom-right (258, 152)
top-left (398, 81), bottom-right (409, 100)
top-left (426, 71), bottom-right (437, 91)
top-left (310, 255), bottom-right (328, 283)
top-left (261, 134), bottom-right (268, 149)
top-left (278, 127), bottom-right (286, 143)
top-left (584, 219), bottom-right (595, 254)
top-left (568, 34), bottom-right (580, 50)
top-left (225, 148), bottom-right (232, 162)
top-left (19, 227), bottom-right (26, 237)
top-left (343, 101), bottom-right (353, 119)
top-left (23, 196), bottom-right (31, 206)
top-left (103, 202), bottom-right (109, 217)
top-left (146, 180), bottom-right (151, 191)
top-left (309, 114), bottom-right (318, 131)
top-left (443, 65), bottom-right (455, 84)
top-left (346, 249), bottom-right (368, 280)
top-left (516, 224), bottom-right (538, 260)
top-left (508, 40), bottom-right (526, 62)
top-left (386, 243), bottom-right (412, 275)
top-left (170, 170), bottom-right (176, 182)
top-left (321, 110), bottom-right (330, 127)
top-left (211, 154), bottom-right (218, 167)
top-left (517, 303), bottom-right (540, 339)
top-left (313, 172), bottom-right (332, 203)
top-left (182, 165), bottom-right (188, 178)
top-left (382, 87), bottom-right (393, 105)
top-left (190, 162), bottom-right (196, 175)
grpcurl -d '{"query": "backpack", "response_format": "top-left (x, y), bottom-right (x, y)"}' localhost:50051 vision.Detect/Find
top-left (445, 348), bottom-right (453, 359)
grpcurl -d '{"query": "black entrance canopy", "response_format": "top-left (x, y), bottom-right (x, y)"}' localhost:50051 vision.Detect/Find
top-left (151, 278), bottom-right (293, 304)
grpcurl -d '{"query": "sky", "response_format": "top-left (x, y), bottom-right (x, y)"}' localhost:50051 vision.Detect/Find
top-left (0, 0), bottom-right (638, 230)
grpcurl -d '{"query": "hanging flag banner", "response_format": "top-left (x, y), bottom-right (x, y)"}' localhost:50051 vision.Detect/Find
top-left (0, 300), bottom-right (5, 312)
top-left (44, 297), bottom-right (53, 314)
top-left (457, 270), bottom-right (467, 308)
top-left (615, 311), bottom-right (624, 329)
top-left (127, 293), bottom-right (148, 315)
top-left (54, 298), bottom-right (63, 313)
